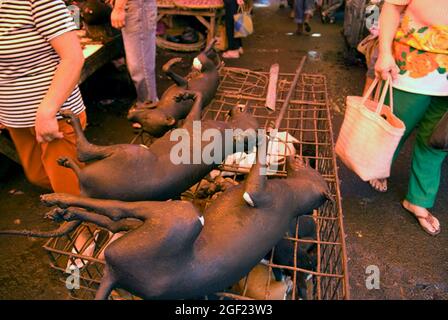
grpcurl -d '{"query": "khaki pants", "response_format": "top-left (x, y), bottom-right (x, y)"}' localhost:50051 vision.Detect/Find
top-left (7, 111), bottom-right (87, 195)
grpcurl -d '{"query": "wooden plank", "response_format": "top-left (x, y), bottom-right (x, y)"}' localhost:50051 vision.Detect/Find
top-left (195, 15), bottom-right (211, 30)
top-left (158, 8), bottom-right (219, 17)
top-left (208, 14), bottom-right (216, 44)
top-left (274, 56), bottom-right (307, 130)
top-left (266, 63), bottom-right (279, 111)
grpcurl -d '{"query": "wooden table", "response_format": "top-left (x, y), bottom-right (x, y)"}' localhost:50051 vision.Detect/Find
top-left (157, 0), bottom-right (224, 47)
top-left (79, 34), bottom-right (124, 83)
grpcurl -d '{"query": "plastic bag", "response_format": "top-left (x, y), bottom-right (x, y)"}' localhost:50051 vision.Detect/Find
top-left (234, 5), bottom-right (253, 38)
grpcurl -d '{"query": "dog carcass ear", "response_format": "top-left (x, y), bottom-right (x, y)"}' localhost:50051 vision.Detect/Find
top-left (166, 116), bottom-right (176, 126)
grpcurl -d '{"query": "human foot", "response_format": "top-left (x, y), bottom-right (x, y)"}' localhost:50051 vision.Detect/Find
top-left (369, 178), bottom-right (388, 192)
top-left (402, 200), bottom-right (441, 236)
top-left (222, 50), bottom-right (240, 59)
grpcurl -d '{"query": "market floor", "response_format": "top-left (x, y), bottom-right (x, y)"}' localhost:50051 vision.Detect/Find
top-left (0, 1), bottom-right (447, 300)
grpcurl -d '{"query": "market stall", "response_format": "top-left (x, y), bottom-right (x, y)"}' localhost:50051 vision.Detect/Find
top-left (156, 0), bottom-right (224, 51)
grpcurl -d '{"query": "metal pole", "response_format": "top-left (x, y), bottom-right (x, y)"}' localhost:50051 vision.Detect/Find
top-left (273, 56), bottom-right (307, 129)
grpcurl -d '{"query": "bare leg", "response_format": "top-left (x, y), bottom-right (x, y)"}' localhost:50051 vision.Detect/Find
top-left (48, 207), bottom-right (142, 233)
top-left (59, 110), bottom-right (114, 162)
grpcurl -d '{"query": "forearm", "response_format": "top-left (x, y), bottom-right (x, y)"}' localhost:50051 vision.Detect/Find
top-left (39, 52), bottom-right (84, 116)
top-left (378, 3), bottom-right (405, 56)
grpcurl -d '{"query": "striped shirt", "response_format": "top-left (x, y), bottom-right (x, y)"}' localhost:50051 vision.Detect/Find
top-left (0, 0), bottom-right (85, 128)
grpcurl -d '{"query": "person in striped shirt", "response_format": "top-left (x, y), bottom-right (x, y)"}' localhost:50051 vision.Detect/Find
top-left (0, 0), bottom-right (86, 195)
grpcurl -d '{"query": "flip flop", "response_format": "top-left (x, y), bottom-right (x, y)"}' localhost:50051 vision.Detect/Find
top-left (401, 201), bottom-right (441, 236)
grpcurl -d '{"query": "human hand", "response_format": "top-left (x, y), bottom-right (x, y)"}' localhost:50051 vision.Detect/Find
top-left (111, 7), bottom-right (126, 29)
top-left (35, 107), bottom-right (64, 143)
top-left (237, 0), bottom-right (244, 6)
top-left (374, 52), bottom-right (399, 80)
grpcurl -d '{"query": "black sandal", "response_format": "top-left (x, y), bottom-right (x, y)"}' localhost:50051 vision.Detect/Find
top-left (304, 22), bottom-right (311, 33)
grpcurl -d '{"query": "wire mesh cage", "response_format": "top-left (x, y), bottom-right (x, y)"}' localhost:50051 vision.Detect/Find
top-left (43, 224), bottom-right (140, 300)
top-left (201, 67), bottom-right (349, 300)
top-left (43, 65), bottom-right (349, 300)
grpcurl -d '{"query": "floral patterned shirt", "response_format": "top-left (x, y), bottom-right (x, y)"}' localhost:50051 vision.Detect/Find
top-left (388, 0), bottom-right (448, 96)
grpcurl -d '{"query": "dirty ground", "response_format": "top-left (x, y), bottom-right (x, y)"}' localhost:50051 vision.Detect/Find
top-left (0, 1), bottom-right (446, 300)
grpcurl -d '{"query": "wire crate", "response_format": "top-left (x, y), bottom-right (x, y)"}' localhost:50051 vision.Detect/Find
top-left (43, 66), bottom-right (349, 300)
top-left (201, 67), bottom-right (349, 300)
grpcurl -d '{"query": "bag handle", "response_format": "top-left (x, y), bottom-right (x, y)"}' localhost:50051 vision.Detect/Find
top-left (375, 76), bottom-right (390, 114)
top-left (373, 78), bottom-right (381, 103)
top-left (361, 75), bottom-right (394, 114)
top-left (238, 3), bottom-right (249, 13)
top-left (375, 75), bottom-right (394, 114)
top-left (361, 77), bottom-right (378, 105)
top-left (387, 76), bottom-right (394, 113)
